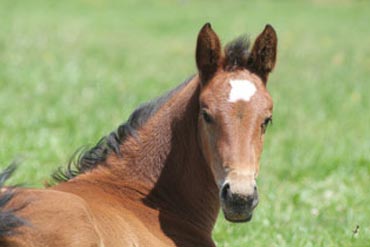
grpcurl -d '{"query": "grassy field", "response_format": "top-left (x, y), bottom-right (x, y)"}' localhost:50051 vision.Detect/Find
top-left (1, 0), bottom-right (369, 246)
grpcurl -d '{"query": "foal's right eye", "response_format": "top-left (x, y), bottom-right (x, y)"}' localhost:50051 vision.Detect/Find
top-left (202, 110), bottom-right (213, 124)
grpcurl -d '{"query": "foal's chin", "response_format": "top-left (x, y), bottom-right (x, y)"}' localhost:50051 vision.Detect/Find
top-left (221, 205), bottom-right (254, 223)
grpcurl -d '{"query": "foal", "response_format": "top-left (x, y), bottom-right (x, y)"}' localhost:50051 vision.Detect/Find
top-left (0, 23), bottom-right (277, 247)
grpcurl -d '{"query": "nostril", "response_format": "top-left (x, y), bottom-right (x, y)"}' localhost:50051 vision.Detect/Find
top-left (249, 191), bottom-right (259, 209)
top-left (221, 183), bottom-right (259, 209)
top-left (246, 195), bottom-right (255, 207)
top-left (221, 183), bottom-right (231, 201)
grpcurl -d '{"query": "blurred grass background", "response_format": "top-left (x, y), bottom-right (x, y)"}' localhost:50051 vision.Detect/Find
top-left (0, 0), bottom-right (369, 246)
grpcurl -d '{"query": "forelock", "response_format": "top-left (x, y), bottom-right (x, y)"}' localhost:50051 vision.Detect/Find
top-left (224, 35), bottom-right (251, 71)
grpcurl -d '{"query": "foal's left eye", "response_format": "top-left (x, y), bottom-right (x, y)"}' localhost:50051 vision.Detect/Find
top-left (261, 116), bottom-right (272, 133)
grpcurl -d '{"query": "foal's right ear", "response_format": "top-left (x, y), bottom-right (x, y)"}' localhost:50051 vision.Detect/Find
top-left (196, 23), bottom-right (222, 85)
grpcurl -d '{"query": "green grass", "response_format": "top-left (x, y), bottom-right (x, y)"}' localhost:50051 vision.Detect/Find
top-left (1, 0), bottom-right (369, 246)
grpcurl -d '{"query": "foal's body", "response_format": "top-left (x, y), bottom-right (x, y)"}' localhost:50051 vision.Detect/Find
top-left (0, 23), bottom-right (278, 246)
top-left (5, 78), bottom-right (218, 247)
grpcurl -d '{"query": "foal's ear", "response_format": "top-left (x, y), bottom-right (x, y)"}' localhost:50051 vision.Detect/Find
top-left (247, 25), bottom-right (277, 84)
top-left (196, 23), bottom-right (222, 84)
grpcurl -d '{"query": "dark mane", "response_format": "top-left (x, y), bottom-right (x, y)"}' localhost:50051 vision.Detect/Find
top-left (0, 163), bottom-right (28, 238)
top-left (52, 76), bottom-right (194, 183)
top-left (224, 35), bottom-right (251, 71)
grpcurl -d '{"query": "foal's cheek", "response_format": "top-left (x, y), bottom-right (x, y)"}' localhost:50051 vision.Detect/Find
top-left (199, 124), bottom-right (224, 183)
top-left (199, 124), bottom-right (213, 163)
top-left (254, 138), bottom-right (265, 175)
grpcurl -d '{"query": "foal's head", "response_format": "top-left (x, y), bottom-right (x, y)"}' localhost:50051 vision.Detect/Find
top-left (196, 24), bottom-right (277, 222)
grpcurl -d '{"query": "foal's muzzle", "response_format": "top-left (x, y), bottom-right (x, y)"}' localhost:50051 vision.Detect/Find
top-left (220, 182), bottom-right (259, 222)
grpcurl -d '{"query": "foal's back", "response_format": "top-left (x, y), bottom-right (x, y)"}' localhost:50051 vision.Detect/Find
top-left (3, 188), bottom-right (101, 247)
top-left (4, 183), bottom-right (171, 247)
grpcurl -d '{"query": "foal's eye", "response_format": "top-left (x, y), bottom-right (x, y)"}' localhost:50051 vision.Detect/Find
top-left (261, 116), bottom-right (272, 133)
top-left (201, 110), bottom-right (213, 124)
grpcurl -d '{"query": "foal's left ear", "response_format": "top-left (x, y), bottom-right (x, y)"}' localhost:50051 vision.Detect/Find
top-left (196, 23), bottom-right (222, 84)
top-left (247, 25), bottom-right (277, 84)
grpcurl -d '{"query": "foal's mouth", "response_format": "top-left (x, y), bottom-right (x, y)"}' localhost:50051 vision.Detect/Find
top-left (224, 212), bottom-right (253, 223)
top-left (221, 203), bottom-right (255, 223)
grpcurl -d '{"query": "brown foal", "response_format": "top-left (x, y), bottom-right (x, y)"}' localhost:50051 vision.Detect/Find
top-left (0, 23), bottom-right (277, 247)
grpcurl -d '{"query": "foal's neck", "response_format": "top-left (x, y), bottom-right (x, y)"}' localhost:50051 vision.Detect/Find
top-left (112, 77), bottom-right (219, 232)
